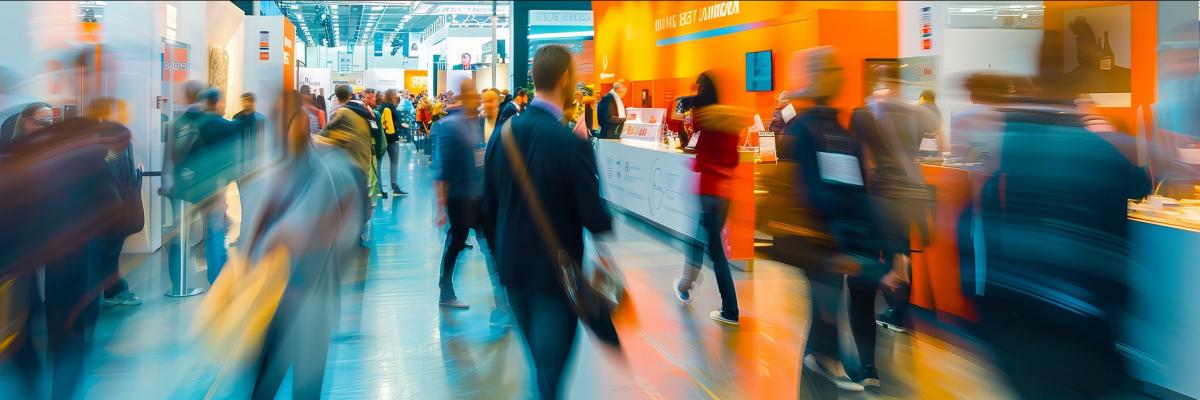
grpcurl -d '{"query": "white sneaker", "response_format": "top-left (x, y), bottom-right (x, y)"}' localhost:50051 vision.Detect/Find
top-left (709, 310), bottom-right (739, 326)
top-left (803, 354), bottom-right (865, 392)
top-left (104, 292), bottom-right (143, 306)
top-left (672, 278), bottom-right (692, 305)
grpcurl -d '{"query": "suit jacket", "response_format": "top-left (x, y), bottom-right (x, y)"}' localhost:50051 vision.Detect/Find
top-left (596, 92), bottom-right (626, 139)
top-left (482, 104), bottom-right (613, 294)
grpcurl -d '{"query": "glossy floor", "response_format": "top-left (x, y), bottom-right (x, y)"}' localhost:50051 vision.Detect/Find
top-left (13, 145), bottom-right (1022, 399)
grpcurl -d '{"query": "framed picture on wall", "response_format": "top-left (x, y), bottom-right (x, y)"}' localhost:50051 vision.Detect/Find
top-left (1063, 5), bottom-right (1131, 106)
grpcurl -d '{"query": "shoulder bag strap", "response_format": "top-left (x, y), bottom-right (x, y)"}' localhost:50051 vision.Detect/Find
top-left (499, 120), bottom-right (571, 263)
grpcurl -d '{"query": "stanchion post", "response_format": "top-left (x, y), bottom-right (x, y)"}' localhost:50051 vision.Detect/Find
top-left (166, 198), bottom-right (206, 297)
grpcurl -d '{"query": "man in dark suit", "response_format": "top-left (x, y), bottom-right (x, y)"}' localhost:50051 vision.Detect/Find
top-left (482, 45), bottom-right (614, 400)
top-left (498, 87), bottom-right (527, 125)
top-left (595, 79), bottom-right (628, 138)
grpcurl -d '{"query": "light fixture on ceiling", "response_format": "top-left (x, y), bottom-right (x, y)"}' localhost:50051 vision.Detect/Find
top-left (290, 4), bottom-right (298, 9)
top-left (1021, 13), bottom-right (1029, 19)
top-left (371, 6), bottom-right (385, 11)
top-left (330, 4), bottom-right (338, 11)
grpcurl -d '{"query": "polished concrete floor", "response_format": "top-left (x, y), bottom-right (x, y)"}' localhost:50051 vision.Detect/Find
top-left (15, 145), bottom-right (1025, 399)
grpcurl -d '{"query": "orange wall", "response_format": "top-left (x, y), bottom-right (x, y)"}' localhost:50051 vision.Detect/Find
top-left (593, 1), bottom-right (897, 122)
top-left (1044, 1), bottom-right (1156, 132)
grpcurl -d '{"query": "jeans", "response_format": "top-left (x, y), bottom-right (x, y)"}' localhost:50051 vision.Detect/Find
top-left (439, 198), bottom-right (485, 301)
top-left (98, 235), bottom-right (129, 298)
top-left (386, 141), bottom-right (401, 188)
top-left (507, 287), bottom-right (577, 400)
top-left (679, 195), bottom-right (738, 319)
top-left (166, 197), bottom-right (228, 288)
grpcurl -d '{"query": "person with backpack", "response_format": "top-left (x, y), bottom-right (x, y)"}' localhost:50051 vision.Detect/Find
top-left (377, 89), bottom-right (408, 196)
top-left (785, 46), bottom-right (884, 393)
top-left (161, 86), bottom-right (239, 285)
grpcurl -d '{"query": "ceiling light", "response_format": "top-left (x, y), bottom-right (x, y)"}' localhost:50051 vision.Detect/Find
top-left (1021, 13), bottom-right (1028, 19)
top-left (330, 4), bottom-right (338, 10)
top-left (366, 23), bottom-right (374, 27)
top-left (290, 4), bottom-right (298, 9)
top-left (371, 6), bottom-right (384, 11)
top-left (403, 15), bottom-right (412, 20)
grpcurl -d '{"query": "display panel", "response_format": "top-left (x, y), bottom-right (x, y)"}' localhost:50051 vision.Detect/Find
top-left (745, 50), bottom-right (773, 92)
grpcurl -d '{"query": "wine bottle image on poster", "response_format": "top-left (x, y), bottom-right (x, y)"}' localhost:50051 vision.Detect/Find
top-left (1063, 5), bottom-right (1131, 103)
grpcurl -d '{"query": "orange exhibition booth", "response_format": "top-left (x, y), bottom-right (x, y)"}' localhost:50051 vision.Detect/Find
top-left (590, 1), bottom-right (898, 273)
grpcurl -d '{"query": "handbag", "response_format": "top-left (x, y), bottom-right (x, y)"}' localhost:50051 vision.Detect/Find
top-left (499, 120), bottom-right (626, 348)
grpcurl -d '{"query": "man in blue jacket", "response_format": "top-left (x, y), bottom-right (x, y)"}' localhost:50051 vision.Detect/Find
top-left (433, 78), bottom-right (485, 309)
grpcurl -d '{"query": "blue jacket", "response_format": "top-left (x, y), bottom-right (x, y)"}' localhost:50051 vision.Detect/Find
top-left (482, 102), bottom-right (613, 293)
top-left (433, 108), bottom-right (484, 199)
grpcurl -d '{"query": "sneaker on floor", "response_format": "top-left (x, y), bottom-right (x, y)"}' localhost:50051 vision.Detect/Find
top-left (876, 308), bottom-right (910, 334)
top-left (439, 298), bottom-right (469, 309)
top-left (381, 191), bottom-right (389, 199)
top-left (855, 365), bottom-right (881, 389)
top-left (709, 310), bottom-right (739, 326)
top-left (104, 292), bottom-right (143, 306)
top-left (803, 354), bottom-right (865, 392)
top-left (672, 278), bottom-right (692, 305)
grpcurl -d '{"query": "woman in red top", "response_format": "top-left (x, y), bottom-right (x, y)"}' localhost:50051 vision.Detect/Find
top-left (673, 71), bottom-right (747, 326)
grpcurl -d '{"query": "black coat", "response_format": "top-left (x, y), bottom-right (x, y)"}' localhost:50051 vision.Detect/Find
top-left (595, 92), bottom-right (626, 139)
top-left (482, 105), bottom-right (613, 295)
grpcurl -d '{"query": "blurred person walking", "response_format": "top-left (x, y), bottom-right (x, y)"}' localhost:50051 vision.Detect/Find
top-left (977, 32), bottom-right (1151, 400)
top-left (233, 92), bottom-right (267, 181)
top-left (671, 72), bottom-right (745, 326)
top-left (299, 85), bottom-right (325, 134)
top-left (482, 44), bottom-right (616, 400)
top-left (499, 88), bottom-right (528, 125)
top-left (844, 64), bottom-right (939, 388)
top-left (316, 84), bottom-right (379, 205)
top-left (377, 89), bottom-right (408, 196)
top-left (0, 104), bottom-right (136, 400)
top-left (432, 78), bottom-right (485, 309)
top-left (85, 98), bottom-right (145, 307)
top-left (3, 102), bottom-right (54, 141)
top-left (240, 92), bottom-right (366, 400)
top-left (161, 87), bottom-right (239, 285)
top-left (785, 46), bottom-right (881, 393)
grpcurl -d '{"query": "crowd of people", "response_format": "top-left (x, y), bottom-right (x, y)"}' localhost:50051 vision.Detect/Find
top-left (0, 22), bottom-right (1183, 398)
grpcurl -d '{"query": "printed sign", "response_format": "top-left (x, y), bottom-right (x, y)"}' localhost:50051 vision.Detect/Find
top-left (259, 30), bottom-right (270, 60)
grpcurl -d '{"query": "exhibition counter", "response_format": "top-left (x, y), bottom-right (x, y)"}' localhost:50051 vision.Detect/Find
top-left (595, 139), bottom-right (757, 265)
top-left (1124, 215), bottom-right (1200, 399)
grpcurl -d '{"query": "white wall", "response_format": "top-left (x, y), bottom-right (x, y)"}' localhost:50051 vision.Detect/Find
top-left (363, 68), bottom-right (406, 91)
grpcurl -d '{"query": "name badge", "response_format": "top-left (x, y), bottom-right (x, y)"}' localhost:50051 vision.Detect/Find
top-left (474, 145), bottom-right (486, 167)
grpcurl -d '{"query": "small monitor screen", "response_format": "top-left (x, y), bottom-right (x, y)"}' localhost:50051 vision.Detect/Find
top-left (746, 50), bottom-right (773, 92)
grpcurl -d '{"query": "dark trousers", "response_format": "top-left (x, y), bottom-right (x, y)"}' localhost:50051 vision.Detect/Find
top-left (680, 195), bottom-right (738, 319)
top-left (42, 240), bottom-right (99, 400)
top-left (439, 197), bottom-right (482, 301)
top-left (805, 269), bottom-right (843, 359)
top-left (97, 235), bottom-right (129, 298)
top-left (507, 287), bottom-right (578, 400)
top-left (979, 297), bottom-right (1126, 400)
top-left (846, 274), bottom-right (910, 368)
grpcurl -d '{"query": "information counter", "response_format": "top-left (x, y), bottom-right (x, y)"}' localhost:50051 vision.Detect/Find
top-left (594, 139), bottom-right (757, 263)
top-left (1124, 216), bottom-right (1200, 399)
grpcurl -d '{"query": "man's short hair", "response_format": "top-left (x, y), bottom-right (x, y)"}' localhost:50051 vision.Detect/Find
top-left (531, 45), bottom-right (574, 91)
top-left (198, 88), bottom-right (222, 106)
top-left (241, 92), bottom-right (256, 101)
top-left (335, 84), bottom-right (352, 102)
top-left (515, 88), bottom-right (529, 99)
top-left (299, 84), bottom-right (312, 96)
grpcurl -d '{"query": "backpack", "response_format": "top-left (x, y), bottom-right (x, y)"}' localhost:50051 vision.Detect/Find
top-left (794, 108), bottom-right (885, 278)
top-left (166, 111), bottom-right (223, 204)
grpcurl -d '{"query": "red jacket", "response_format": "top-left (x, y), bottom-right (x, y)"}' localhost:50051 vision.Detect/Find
top-left (692, 117), bottom-right (741, 198)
